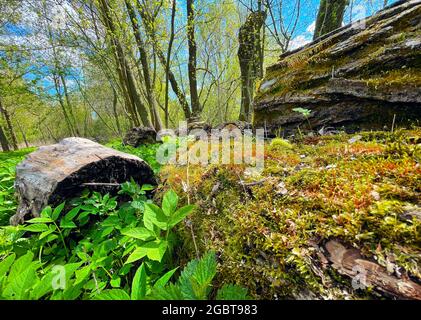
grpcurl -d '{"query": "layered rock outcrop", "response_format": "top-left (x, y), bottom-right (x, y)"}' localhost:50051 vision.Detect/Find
top-left (254, 0), bottom-right (421, 135)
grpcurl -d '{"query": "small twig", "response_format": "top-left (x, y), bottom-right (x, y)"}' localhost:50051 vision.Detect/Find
top-left (391, 114), bottom-right (396, 133)
top-left (80, 182), bottom-right (121, 187)
top-left (239, 178), bottom-right (269, 188)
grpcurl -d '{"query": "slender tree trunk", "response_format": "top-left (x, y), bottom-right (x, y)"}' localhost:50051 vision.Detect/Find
top-left (0, 98), bottom-right (18, 150)
top-left (137, 1), bottom-right (191, 120)
top-left (53, 74), bottom-right (75, 136)
top-left (60, 73), bottom-right (80, 136)
top-left (17, 121), bottom-right (29, 148)
top-left (0, 125), bottom-right (10, 152)
top-left (125, 0), bottom-right (162, 131)
top-left (165, 0), bottom-right (177, 128)
top-left (186, 0), bottom-right (201, 120)
top-left (112, 87), bottom-right (122, 137)
top-left (98, 0), bottom-right (152, 128)
top-left (313, 0), bottom-right (349, 40)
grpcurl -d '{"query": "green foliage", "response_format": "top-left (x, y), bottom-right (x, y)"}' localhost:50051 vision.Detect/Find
top-left (147, 252), bottom-right (249, 300)
top-left (0, 184), bottom-right (193, 299)
top-left (292, 107), bottom-right (312, 118)
top-left (0, 179), bottom-right (248, 300)
top-left (107, 142), bottom-right (162, 174)
top-left (0, 148), bottom-right (35, 225)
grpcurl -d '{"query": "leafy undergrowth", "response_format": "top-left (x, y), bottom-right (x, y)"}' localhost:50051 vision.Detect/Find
top-left (1, 143), bottom-right (246, 300)
top-left (107, 141), bottom-right (162, 174)
top-left (0, 148), bottom-right (35, 225)
top-left (0, 184), bottom-right (248, 300)
top-left (159, 129), bottom-right (421, 299)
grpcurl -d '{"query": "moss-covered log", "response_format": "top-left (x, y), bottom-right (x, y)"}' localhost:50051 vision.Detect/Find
top-left (254, 0), bottom-right (421, 135)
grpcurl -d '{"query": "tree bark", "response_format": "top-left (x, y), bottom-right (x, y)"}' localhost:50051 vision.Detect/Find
top-left (16, 121), bottom-right (29, 148)
top-left (165, 0), bottom-right (177, 128)
top-left (313, 0), bottom-right (349, 40)
top-left (0, 97), bottom-right (18, 150)
top-left (187, 0), bottom-right (201, 120)
top-left (11, 137), bottom-right (157, 225)
top-left (0, 124), bottom-right (10, 152)
top-left (98, 0), bottom-right (152, 128)
top-left (125, 0), bottom-right (162, 131)
top-left (237, 11), bottom-right (266, 122)
top-left (324, 240), bottom-right (421, 300)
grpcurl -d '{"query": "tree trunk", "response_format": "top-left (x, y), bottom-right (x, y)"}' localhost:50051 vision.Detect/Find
top-left (313, 0), bottom-right (349, 40)
top-left (187, 0), bottom-right (201, 120)
top-left (17, 121), bottom-right (29, 148)
top-left (237, 11), bottom-right (266, 122)
top-left (112, 87), bottom-right (122, 137)
top-left (136, 1), bottom-right (191, 120)
top-left (98, 0), bottom-right (152, 128)
top-left (125, 0), bottom-right (162, 131)
top-left (0, 125), bottom-right (10, 152)
top-left (0, 97), bottom-right (18, 150)
top-left (60, 73), bottom-right (80, 136)
top-left (165, 0), bottom-right (177, 128)
top-left (11, 137), bottom-right (157, 225)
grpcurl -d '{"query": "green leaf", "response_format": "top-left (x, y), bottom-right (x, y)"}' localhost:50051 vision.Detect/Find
top-left (0, 254), bottom-right (16, 279)
top-left (141, 184), bottom-right (155, 191)
top-left (52, 202), bottom-right (66, 221)
top-left (162, 190), bottom-right (178, 216)
top-left (131, 263), bottom-right (147, 300)
top-left (110, 276), bottom-right (121, 288)
top-left (3, 263), bottom-right (37, 299)
top-left (177, 251), bottom-right (217, 300)
top-left (74, 265), bottom-right (91, 285)
top-left (23, 224), bottom-right (49, 232)
top-left (126, 240), bottom-right (168, 264)
top-left (94, 289), bottom-right (131, 300)
top-left (141, 240), bottom-right (168, 262)
top-left (63, 206), bottom-right (81, 221)
top-left (39, 229), bottom-right (56, 240)
top-left (121, 227), bottom-right (155, 241)
top-left (216, 284), bottom-right (249, 300)
top-left (143, 203), bottom-right (168, 231)
top-left (169, 205), bottom-right (195, 228)
top-left (125, 248), bottom-right (147, 265)
top-left (153, 267), bottom-right (178, 288)
top-left (60, 220), bottom-right (77, 229)
top-left (30, 270), bottom-right (56, 300)
top-left (147, 283), bottom-right (183, 300)
top-left (26, 217), bottom-right (53, 224)
top-left (40, 206), bottom-right (52, 219)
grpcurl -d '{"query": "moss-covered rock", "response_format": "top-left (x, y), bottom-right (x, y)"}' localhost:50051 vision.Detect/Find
top-left (254, 0), bottom-right (421, 135)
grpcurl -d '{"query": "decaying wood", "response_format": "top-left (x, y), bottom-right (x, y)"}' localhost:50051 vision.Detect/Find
top-left (11, 137), bottom-right (157, 225)
top-left (324, 240), bottom-right (421, 300)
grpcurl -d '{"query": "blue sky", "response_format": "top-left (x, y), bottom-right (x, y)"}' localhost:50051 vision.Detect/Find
top-left (282, 0), bottom-right (399, 49)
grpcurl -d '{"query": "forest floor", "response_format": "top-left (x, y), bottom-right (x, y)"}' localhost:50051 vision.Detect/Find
top-left (0, 128), bottom-right (420, 299)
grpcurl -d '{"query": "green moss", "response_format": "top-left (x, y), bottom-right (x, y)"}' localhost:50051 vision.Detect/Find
top-left (269, 138), bottom-right (294, 151)
top-left (255, 16), bottom-right (421, 104)
top-left (158, 129), bottom-right (421, 299)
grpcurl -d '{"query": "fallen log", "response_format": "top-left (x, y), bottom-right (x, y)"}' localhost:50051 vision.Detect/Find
top-left (11, 137), bottom-right (157, 225)
top-left (324, 240), bottom-right (421, 300)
